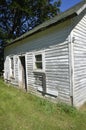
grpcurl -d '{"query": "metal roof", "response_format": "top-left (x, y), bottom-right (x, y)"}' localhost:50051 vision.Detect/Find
top-left (6, 0), bottom-right (86, 46)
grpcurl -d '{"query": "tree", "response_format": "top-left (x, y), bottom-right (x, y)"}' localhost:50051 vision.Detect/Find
top-left (0, 0), bottom-right (61, 75)
top-left (0, 0), bottom-right (61, 42)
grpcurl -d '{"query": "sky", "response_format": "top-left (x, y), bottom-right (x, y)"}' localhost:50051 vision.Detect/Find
top-left (60, 0), bottom-right (82, 12)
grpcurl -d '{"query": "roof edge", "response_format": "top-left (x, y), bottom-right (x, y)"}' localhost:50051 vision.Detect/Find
top-left (5, 1), bottom-right (86, 47)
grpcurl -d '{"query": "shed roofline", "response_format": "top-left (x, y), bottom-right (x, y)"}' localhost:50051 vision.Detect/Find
top-left (5, 0), bottom-right (86, 47)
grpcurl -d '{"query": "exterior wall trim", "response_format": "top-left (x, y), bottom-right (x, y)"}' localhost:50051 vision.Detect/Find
top-left (69, 30), bottom-right (75, 106)
top-left (33, 50), bottom-right (45, 73)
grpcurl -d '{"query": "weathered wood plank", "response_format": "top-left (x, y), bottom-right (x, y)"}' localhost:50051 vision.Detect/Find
top-left (72, 12), bottom-right (86, 106)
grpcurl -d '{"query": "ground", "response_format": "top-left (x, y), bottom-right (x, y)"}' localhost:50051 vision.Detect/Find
top-left (0, 79), bottom-right (86, 130)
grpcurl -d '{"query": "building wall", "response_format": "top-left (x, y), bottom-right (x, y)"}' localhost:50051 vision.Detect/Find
top-left (4, 56), bottom-right (11, 81)
top-left (72, 10), bottom-right (86, 106)
top-left (26, 42), bottom-right (70, 104)
top-left (4, 19), bottom-right (72, 104)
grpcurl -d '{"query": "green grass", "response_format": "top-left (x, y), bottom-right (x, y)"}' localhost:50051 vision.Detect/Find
top-left (0, 79), bottom-right (86, 130)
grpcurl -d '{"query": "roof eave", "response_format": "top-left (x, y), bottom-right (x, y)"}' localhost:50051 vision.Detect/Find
top-left (5, 12), bottom-right (77, 47)
top-left (5, 1), bottom-right (86, 47)
top-left (76, 3), bottom-right (86, 15)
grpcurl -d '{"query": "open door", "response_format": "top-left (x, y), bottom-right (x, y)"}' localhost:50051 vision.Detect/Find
top-left (19, 56), bottom-right (27, 91)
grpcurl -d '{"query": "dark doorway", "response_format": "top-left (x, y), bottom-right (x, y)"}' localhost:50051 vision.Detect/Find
top-left (20, 56), bottom-right (27, 91)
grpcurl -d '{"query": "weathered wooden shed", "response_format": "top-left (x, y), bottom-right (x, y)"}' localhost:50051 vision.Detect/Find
top-left (4, 1), bottom-right (86, 107)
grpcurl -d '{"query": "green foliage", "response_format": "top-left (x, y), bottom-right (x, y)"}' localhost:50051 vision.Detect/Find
top-left (57, 103), bottom-right (78, 116)
top-left (0, 0), bottom-right (61, 42)
top-left (36, 99), bottom-right (56, 114)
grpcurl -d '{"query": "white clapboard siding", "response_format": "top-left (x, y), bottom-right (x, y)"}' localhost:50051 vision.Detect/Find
top-left (45, 41), bottom-right (70, 103)
top-left (4, 56), bottom-right (11, 81)
top-left (4, 56), bottom-right (19, 86)
top-left (26, 53), bottom-right (36, 90)
top-left (73, 11), bottom-right (86, 106)
top-left (13, 56), bottom-right (19, 85)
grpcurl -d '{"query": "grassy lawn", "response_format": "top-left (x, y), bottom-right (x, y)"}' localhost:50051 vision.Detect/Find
top-left (0, 79), bottom-right (86, 130)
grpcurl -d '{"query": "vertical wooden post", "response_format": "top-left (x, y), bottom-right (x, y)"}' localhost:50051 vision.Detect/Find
top-left (69, 30), bottom-right (75, 106)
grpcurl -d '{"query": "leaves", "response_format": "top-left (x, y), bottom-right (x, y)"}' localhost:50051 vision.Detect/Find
top-left (0, 0), bottom-right (61, 42)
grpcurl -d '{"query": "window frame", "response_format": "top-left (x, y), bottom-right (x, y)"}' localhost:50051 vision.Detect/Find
top-left (33, 51), bottom-right (45, 72)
